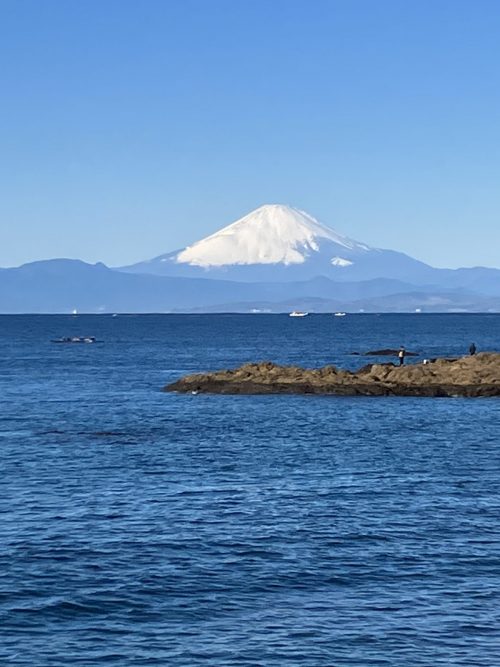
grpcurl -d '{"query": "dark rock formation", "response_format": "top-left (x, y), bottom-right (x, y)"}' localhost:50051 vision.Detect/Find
top-left (351, 349), bottom-right (419, 356)
top-left (164, 353), bottom-right (500, 398)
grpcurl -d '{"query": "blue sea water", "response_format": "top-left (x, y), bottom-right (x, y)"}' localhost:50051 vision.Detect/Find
top-left (0, 314), bottom-right (499, 666)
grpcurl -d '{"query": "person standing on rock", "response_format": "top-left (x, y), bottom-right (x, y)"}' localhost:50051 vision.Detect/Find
top-left (469, 342), bottom-right (477, 356)
top-left (398, 346), bottom-right (406, 366)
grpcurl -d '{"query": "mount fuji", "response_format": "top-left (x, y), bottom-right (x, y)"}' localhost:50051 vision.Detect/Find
top-left (1, 204), bottom-right (499, 313)
top-left (121, 204), bottom-right (436, 283)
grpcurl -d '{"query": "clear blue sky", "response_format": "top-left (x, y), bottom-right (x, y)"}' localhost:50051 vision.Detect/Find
top-left (1, 0), bottom-right (499, 268)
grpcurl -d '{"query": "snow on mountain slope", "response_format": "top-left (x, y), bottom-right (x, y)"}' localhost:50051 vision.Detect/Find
top-left (120, 204), bottom-right (438, 283)
top-left (176, 204), bottom-right (370, 267)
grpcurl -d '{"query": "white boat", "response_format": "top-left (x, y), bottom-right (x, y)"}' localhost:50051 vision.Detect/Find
top-left (334, 312), bottom-right (346, 317)
top-left (289, 311), bottom-right (309, 317)
top-left (51, 336), bottom-right (97, 344)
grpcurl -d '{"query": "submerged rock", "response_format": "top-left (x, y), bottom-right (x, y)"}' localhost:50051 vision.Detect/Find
top-left (351, 349), bottom-right (419, 356)
top-left (164, 353), bottom-right (500, 398)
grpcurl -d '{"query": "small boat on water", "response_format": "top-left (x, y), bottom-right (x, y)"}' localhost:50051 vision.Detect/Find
top-left (334, 312), bottom-right (346, 317)
top-left (51, 336), bottom-right (97, 344)
top-left (289, 311), bottom-right (309, 317)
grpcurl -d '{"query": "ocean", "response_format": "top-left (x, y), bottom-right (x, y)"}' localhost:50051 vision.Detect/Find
top-left (1, 314), bottom-right (499, 666)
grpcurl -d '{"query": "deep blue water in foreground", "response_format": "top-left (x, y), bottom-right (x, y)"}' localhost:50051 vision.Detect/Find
top-left (1, 314), bottom-right (499, 666)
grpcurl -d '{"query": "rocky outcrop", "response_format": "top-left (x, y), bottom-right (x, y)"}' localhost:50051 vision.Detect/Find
top-left (164, 353), bottom-right (500, 397)
top-left (351, 349), bottom-right (419, 356)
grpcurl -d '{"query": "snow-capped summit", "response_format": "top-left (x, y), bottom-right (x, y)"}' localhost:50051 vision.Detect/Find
top-left (120, 204), bottom-right (435, 283)
top-left (176, 204), bottom-right (370, 267)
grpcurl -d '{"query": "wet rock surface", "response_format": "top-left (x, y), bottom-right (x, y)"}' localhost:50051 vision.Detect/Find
top-left (164, 353), bottom-right (500, 397)
top-left (351, 349), bottom-right (419, 356)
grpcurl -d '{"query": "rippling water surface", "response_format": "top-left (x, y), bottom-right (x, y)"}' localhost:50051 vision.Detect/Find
top-left (1, 314), bottom-right (499, 666)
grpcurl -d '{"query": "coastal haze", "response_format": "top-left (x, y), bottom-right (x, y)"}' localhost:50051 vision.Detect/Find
top-left (1, 205), bottom-right (499, 313)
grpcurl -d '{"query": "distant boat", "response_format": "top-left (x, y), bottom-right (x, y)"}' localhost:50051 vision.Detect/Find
top-left (51, 336), bottom-right (97, 344)
top-left (72, 308), bottom-right (78, 316)
top-left (334, 312), bottom-right (346, 317)
top-left (289, 311), bottom-right (309, 317)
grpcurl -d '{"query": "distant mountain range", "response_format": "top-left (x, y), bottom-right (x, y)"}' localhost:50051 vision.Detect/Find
top-left (1, 204), bottom-right (499, 313)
